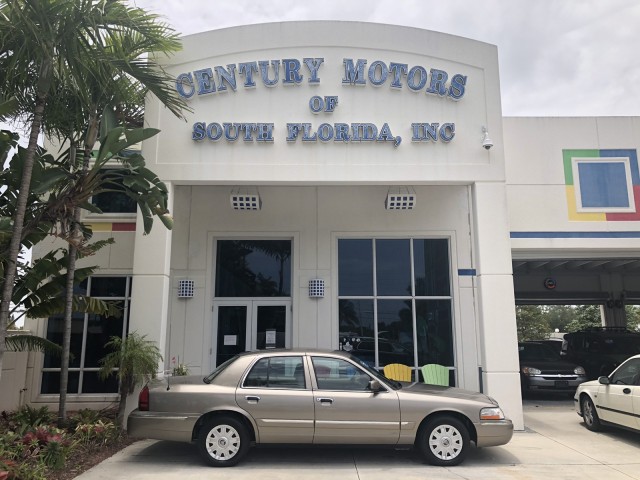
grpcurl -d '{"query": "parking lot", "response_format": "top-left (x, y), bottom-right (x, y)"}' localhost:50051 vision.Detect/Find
top-left (75, 394), bottom-right (640, 480)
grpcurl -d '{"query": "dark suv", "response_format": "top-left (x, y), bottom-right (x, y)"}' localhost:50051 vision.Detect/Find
top-left (561, 327), bottom-right (640, 379)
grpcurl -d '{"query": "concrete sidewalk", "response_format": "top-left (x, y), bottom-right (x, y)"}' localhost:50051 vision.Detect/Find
top-left (76, 400), bottom-right (640, 480)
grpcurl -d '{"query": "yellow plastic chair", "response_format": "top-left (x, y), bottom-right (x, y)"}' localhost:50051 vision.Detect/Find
top-left (421, 364), bottom-right (449, 386)
top-left (383, 363), bottom-right (413, 382)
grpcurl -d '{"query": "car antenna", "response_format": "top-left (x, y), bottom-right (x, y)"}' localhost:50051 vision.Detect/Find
top-left (166, 324), bottom-right (172, 391)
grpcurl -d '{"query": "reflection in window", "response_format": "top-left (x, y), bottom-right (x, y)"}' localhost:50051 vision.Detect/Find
top-left (90, 169), bottom-right (137, 213)
top-left (338, 238), bottom-right (453, 381)
top-left (41, 276), bottom-right (131, 395)
top-left (311, 357), bottom-right (371, 391)
top-left (215, 240), bottom-right (291, 297)
top-left (243, 356), bottom-right (305, 389)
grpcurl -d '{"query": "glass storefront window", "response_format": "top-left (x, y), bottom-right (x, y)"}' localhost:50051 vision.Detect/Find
top-left (41, 276), bottom-right (131, 395)
top-left (215, 240), bottom-right (291, 297)
top-left (338, 238), bottom-right (454, 379)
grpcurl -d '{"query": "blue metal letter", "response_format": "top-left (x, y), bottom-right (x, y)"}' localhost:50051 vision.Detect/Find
top-left (224, 123), bottom-right (240, 141)
top-left (283, 59), bottom-right (303, 84)
top-left (342, 59), bottom-right (367, 85)
top-left (309, 96), bottom-right (324, 113)
top-left (259, 60), bottom-right (280, 87)
top-left (324, 96), bottom-right (338, 112)
top-left (256, 123), bottom-right (274, 142)
top-left (215, 64), bottom-right (238, 92)
top-left (176, 73), bottom-right (195, 98)
top-left (206, 123), bottom-right (223, 141)
top-left (448, 74), bottom-right (467, 100)
top-left (303, 58), bottom-right (324, 83)
top-left (427, 69), bottom-right (448, 96)
top-left (317, 124), bottom-right (334, 142)
top-left (334, 123), bottom-right (350, 142)
top-left (193, 68), bottom-right (216, 95)
top-left (368, 60), bottom-right (389, 86)
top-left (440, 123), bottom-right (455, 142)
top-left (286, 123), bottom-right (302, 142)
top-left (389, 63), bottom-right (408, 89)
top-left (238, 62), bottom-right (259, 88)
top-left (407, 66), bottom-right (427, 91)
top-left (192, 122), bottom-right (206, 141)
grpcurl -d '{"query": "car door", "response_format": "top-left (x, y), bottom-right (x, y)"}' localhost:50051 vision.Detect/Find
top-left (597, 358), bottom-right (640, 429)
top-left (236, 355), bottom-right (315, 443)
top-left (310, 355), bottom-right (401, 444)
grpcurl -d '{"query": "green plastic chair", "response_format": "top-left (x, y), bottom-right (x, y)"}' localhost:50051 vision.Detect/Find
top-left (421, 364), bottom-right (449, 386)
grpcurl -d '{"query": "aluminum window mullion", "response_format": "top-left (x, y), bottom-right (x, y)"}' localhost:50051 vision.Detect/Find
top-left (372, 239), bottom-right (379, 369)
top-left (410, 240), bottom-right (418, 377)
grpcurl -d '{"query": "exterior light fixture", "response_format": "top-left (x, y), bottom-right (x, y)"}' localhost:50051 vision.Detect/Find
top-left (481, 126), bottom-right (493, 150)
top-left (308, 278), bottom-right (325, 298)
top-left (385, 186), bottom-right (417, 210)
top-left (177, 279), bottom-right (195, 298)
top-left (230, 187), bottom-right (262, 210)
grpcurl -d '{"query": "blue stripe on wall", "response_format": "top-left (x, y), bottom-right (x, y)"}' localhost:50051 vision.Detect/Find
top-left (511, 232), bottom-right (640, 239)
top-left (458, 269), bottom-right (477, 276)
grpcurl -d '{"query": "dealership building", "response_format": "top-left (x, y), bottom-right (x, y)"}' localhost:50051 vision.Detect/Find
top-left (4, 22), bottom-right (640, 430)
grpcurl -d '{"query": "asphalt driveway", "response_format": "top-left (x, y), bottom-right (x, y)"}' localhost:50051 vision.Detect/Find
top-left (76, 397), bottom-right (640, 480)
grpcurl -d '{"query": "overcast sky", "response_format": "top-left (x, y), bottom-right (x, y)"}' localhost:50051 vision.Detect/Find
top-left (129, 0), bottom-right (640, 117)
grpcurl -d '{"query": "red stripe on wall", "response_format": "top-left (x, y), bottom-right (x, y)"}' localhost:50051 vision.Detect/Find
top-left (606, 186), bottom-right (640, 221)
top-left (112, 222), bottom-right (136, 231)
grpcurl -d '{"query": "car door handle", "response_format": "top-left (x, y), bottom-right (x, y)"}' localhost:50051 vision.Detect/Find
top-left (245, 395), bottom-right (261, 404)
top-left (317, 397), bottom-right (333, 405)
top-left (623, 388), bottom-right (631, 394)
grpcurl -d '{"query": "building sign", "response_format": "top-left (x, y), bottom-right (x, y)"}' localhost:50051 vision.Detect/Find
top-left (176, 57), bottom-right (467, 147)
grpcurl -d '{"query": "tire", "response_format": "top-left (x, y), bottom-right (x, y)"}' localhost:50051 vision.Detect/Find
top-left (416, 416), bottom-right (470, 466)
top-left (197, 416), bottom-right (250, 467)
top-left (581, 396), bottom-right (602, 432)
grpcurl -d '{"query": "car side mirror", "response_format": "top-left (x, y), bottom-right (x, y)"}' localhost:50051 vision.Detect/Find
top-left (369, 380), bottom-right (383, 392)
top-left (598, 376), bottom-right (610, 385)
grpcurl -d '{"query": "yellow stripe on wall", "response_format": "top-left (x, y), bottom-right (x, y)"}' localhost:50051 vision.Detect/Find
top-left (565, 187), bottom-right (606, 221)
top-left (86, 223), bottom-right (113, 232)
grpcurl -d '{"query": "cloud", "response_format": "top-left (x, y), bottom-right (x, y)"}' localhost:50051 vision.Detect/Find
top-left (130, 0), bottom-right (640, 116)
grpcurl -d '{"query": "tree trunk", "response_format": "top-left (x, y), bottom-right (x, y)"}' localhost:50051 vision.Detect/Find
top-left (58, 111), bottom-right (98, 425)
top-left (0, 90), bottom-right (48, 382)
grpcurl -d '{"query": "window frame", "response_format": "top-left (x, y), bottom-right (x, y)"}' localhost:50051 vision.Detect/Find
top-left (40, 275), bottom-right (132, 396)
top-left (336, 236), bottom-right (455, 381)
top-left (572, 157), bottom-right (635, 213)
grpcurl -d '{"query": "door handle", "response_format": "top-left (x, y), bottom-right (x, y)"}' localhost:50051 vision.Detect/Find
top-left (317, 397), bottom-right (333, 405)
top-left (623, 388), bottom-right (631, 394)
top-left (245, 395), bottom-right (261, 404)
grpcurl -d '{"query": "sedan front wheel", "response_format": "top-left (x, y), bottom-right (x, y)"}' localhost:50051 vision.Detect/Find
top-left (197, 416), bottom-right (250, 467)
top-left (417, 416), bottom-right (470, 466)
top-left (581, 396), bottom-right (602, 432)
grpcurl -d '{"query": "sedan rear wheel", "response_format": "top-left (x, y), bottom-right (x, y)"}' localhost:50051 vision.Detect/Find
top-left (581, 396), bottom-right (602, 432)
top-left (417, 416), bottom-right (470, 466)
top-left (197, 416), bottom-right (249, 467)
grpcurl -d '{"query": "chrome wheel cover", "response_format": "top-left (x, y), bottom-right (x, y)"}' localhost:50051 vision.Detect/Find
top-left (583, 399), bottom-right (594, 426)
top-left (205, 424), bottom-right (240, 461)
top-left (428, 423), bottom-right (463, 461)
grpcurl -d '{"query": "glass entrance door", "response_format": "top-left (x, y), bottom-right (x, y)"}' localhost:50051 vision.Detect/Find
top-left (213, 300), bottom-right (291, 368)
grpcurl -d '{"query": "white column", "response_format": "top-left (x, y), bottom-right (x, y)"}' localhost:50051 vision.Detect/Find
top-left (473, 182), bottom-right (524, 429)
top-left (129, 181), bottom-right (174, 372)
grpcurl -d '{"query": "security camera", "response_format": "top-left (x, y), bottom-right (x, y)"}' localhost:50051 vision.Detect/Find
top-left (481, 127), bottom-right (493, 150)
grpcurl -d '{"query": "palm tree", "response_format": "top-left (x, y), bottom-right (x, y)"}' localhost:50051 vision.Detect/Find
top-left (98, 331), bottom-right (163, 427)
top-left (0, 0), bottom-right (187, 422)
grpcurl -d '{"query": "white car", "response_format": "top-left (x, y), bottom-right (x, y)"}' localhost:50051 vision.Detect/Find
top-left (575, 354), bottom-right (640, 432)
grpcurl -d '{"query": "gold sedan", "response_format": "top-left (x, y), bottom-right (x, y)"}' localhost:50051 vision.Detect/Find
top-left (128, 349), bottom-right (513, 467)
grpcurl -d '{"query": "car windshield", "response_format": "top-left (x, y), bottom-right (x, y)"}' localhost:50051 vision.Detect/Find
top-left (349, 354), bottom-right (402, 390)
top-left (203, 356), bottom-right (236, 384)
top-left (519, 343), bottom-right (561, 362)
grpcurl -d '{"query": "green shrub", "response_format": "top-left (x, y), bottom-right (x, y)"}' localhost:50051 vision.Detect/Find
top-left (12, 406), bottom-right (52, 429)
top-left (74, 420), bottom-right (120, 447)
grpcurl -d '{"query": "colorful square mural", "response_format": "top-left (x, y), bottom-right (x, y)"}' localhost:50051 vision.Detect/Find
top-left (563, 149), bottom-right (640, 221)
